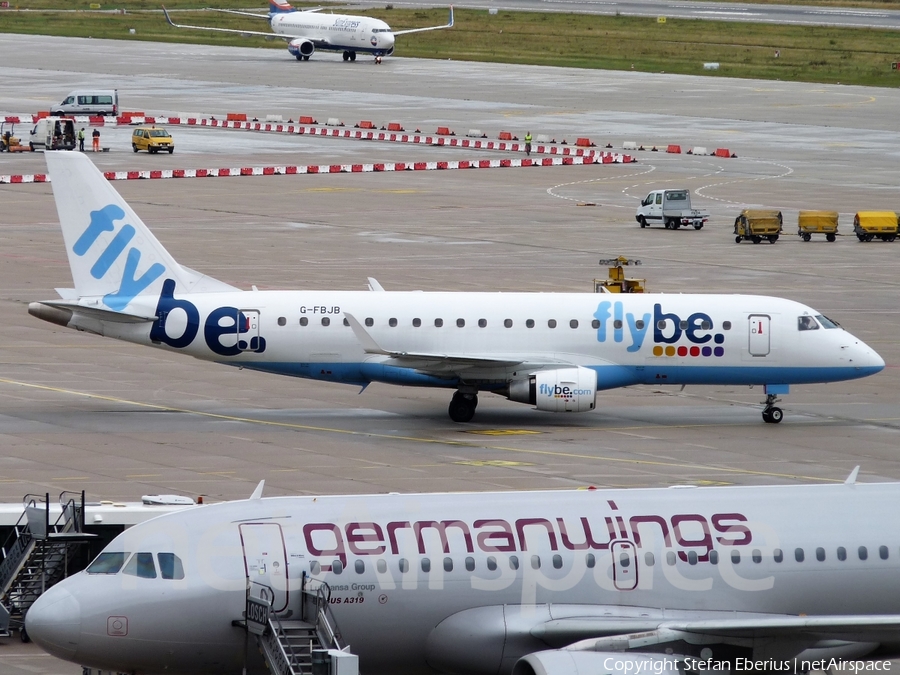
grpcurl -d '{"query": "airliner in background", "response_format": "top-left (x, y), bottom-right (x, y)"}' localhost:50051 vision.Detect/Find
top-left (163, 0), bottom-right (454, 63)
top-left (28, 153), bottom-right (883, 424)
top-left (26, 475), bottom-right (900, 675)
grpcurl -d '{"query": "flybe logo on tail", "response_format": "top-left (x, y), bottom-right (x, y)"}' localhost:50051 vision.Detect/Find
top-left (593, 301), bottom-right (725, 357)
top-left (73, 204), bottom-right (165, 310)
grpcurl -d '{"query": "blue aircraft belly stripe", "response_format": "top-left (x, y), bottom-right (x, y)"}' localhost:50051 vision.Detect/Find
top-left (228, 362), bottom-right (881, 389)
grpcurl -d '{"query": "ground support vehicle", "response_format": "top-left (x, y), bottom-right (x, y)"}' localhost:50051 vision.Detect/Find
top-left (797, 210), bottom-right (838, 242)
top-left (635, 189), bottom-right (709, 230)
top-left (853, 211), bottom-right (898, 242)
top-left (132, 126), bottom-right (175, 154)
top-left (734, 209), bottom-right (782, 244)
top-left (28, 118), bottom-right (76, 151)
top-left (0, 123), bottom-right (29, 152)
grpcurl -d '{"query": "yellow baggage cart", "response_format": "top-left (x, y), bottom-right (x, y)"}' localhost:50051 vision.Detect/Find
top-left (854, 211), bottom-right (898, 242)
top-left (734, 209), bottom-right (782, 244)
top-left (797, 210), bottom-right (838, 242)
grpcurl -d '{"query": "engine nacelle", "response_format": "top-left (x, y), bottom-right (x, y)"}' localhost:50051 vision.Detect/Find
top-left (287, 38), bottom-right (315, 58)
top-left (507, 367), bottom-right (597, 413)
top-left (514, 650), bottom-right (687, 675)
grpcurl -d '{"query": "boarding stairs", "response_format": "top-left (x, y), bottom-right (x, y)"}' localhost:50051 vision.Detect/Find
top-left (249, 576), bottom-right (350, 675)
top-left (0, 492), bottom-right (95, 637)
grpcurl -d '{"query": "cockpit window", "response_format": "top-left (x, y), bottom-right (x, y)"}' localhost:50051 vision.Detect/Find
top-left (123, 552), bottom-right (157, 579)
top-left (158, 553), bottom-right (185, 580)
top-left (816, 314), bottom-right (840, 329)
top-left (798, 315), bottom-right (819, 331)
top-left (87, 551), bottom-right (130, 574)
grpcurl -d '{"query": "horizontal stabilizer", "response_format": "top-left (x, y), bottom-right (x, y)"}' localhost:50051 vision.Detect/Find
top-left (29, 300), bottom-right (156, 327)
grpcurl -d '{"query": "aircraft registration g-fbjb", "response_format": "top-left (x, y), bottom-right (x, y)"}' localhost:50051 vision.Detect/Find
top-left (25, 476), bottom-right (900, 675)
top-left (162, 0), bottom-right (454, 63)
top-left (28, 152), bottom-right (883, 424)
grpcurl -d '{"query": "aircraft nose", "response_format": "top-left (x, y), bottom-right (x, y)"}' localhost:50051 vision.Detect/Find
top-left (25, 585), bottom-right (81, 659)
top-left (384, 33), bottom-right (395, 48)
top-left (847, 338), bottom-right (885, 374)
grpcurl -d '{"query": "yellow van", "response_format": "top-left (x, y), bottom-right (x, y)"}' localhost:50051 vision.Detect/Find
top-left (132, 126), bottom-right (174, 154)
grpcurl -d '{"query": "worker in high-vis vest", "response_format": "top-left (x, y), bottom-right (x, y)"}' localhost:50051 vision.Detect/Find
top-left (524, 131), bottom-right (532, 156)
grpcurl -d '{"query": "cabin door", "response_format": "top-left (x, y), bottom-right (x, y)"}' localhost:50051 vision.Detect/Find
top-left (239, 523), bottom-right (289, 613)
top-left (748, 314), bottom-right (771, 357)
top-left (611, 540), bottom-right (638, 591)
top-left (238, 310), bottom-right (262, 352)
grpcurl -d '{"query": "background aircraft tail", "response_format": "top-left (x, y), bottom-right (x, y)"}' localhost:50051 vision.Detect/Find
top-left (45, 152), bottom-right (236, 311)
top-left (268, 0), bottom-right (294, 14)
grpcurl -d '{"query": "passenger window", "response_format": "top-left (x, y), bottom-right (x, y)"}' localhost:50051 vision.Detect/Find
top-left (798, 316), bottom-right (819, 331)
top-left (635, 320), bottom-right (645, 330)
top-left (731, 551), bottom-right (741, 564)
top-left (679, 320), bottom-right (688, 330)
top-left (509, 555), bottom-right (519, 570)
top-left (332, 560), bottom-right (343, 574)
top-left (657, 320), bottom-right (667, 330)
top-left (837, 547), bottom-right (847, 561)
top-left (531, 555), bottom-right (541, 569)
top-left (365, 317), bottom-right (374, 327)
top-left (592, 319), bottom-right (600, 329)
top-left (87, 552), bottom-right (130, 574)
top-left (278, 317), bottom-right (286, 326)
top-left (569, 320), bottom-right (578, 329)
top-left (723, 321), bottom-right (732, 330)
top-left (310, 561), bottom-right (321, 574)
top-left (321, 317), bottom-right (330, 326)
top-left (444, 557), bottom-right (453, 572)
top-left (795, 548), bottom-right (805, 562)
top-left (376, 559), bottom-right (387, 574)
top-left (487, 557), bottom-right (497, 571)
top-left (388, 318), bottom-right (397, 327)
top-left (465, 557), bottom-right (475, 571)
top-left (421, 558), bottom-right (431, 572)
top-left (709, 550), bottom-right (719, 565)
top-left (816, 547), bottom-right (825, 562)
top-left (613, 319), bottom-right (622, 329)
top-left (412, 318), bottom-right (421, 327)
top-left (880, 545), bottom-right (889, 560)
top-left (478, 319), bottom-right (487, 328)
top-left (666, 551), bottom-right (676, 566)
top-left (752, 549), bottom-right (762, 563)
top-left (399, 558), bottom-right (409, 573)
top-left (299, 317), bottom-right (308, 326)
top-left (552, 554), bottom-right (563, 569)
top-left (157, 553), bottom-right (185, 580)
top-left (526, 319), bottom-right (535, 328)
top-left (688, 550), bottom-right (698, 565)
top-left (355, 560), bottom-right (365, 574)
top-left (859, 546), bottom-right (868, 561)
top-left (123, 552), bottom-right (157, 579)
top-left (434, 318), bottom-right (443, 327)
top-left (504, 319), bottom-right (513, 328)
top-left (587, 553), bottom-right (596, 568)
top-left (773, 549), bottom-right (783, 563)
top-left (547, 320), bottom-right (557, 329)
top-left (456, 319), bottom-right (465, 328)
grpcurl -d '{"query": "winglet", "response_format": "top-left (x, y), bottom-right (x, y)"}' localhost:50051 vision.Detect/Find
top-left (367, 277), bottom-right (385, 292)
top-left (845, 466), bottom-right (860, 485)
top-left (344, 312), bottom-right (390, 355)
top-left (249, 480), bottom-right (265, 500)
top-left (162, 5), bottom-right (176, 27)
top-left (449, 5), bottom-right (454, 28)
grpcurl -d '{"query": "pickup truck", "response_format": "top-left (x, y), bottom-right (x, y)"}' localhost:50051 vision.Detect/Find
top-left (635, 189), bottom-right (709, 230)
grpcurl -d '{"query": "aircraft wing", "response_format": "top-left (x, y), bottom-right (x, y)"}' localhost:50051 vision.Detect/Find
top-left (392, 6), bottom-right (454, 35)
top-left (205, 7), bottom-right (272, 19)
top-left (163, 7), bottom-right (283, 38)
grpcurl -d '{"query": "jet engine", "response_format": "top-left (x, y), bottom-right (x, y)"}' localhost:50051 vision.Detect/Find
top-left (507, 367), bottom-right (597, 413)
top-left (514, 650), bottom-right (690, 675)
top-left (287, 39), bottom-right (315, 59)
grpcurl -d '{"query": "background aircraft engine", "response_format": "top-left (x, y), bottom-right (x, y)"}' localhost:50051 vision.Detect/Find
top-left (507, 367), bottom-right (597, 413)
top-left (514, 650), bottom-right (685, 675)
top-left (287, 39), bottom-right (315, 58)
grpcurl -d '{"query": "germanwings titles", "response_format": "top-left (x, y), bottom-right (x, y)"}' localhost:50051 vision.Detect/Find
top-left (28, 153), bottom-right (884, 423)
top-left (26, 480), bottom-right (900, 675)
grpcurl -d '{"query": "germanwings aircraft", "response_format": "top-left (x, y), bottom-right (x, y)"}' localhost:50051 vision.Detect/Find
top-left (163, 0), bottom-right (454, 63)
top-left (28, 153), bottom-right (883, 424)
top-left (26, 476), bottom-right (900, 675)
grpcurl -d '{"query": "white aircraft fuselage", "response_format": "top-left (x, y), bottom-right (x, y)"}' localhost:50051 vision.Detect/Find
top-left (26, 482), bottom-right (900, 674)
top-left (270, 11), bottom-right (396, 58)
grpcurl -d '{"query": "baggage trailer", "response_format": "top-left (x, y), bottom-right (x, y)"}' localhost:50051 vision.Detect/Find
top-left (798, 210), bottom-right (838, 242)
top-left (734, 209), bottom-right (782, 244)
top-left (853, 211), bottom-right (898, 242)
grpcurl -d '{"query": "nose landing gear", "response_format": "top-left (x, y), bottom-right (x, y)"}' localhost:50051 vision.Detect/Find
top-left (449, 391), bottom-right (478, 423)
top-left (762, 393), bottom-right (783, 424)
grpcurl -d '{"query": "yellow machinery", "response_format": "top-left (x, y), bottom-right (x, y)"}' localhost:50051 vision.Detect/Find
top-left (0, 122), bottom-right (28, 152)
top-left (595, 257), bottom-right (645, 293)
top-left (734, 209), bottom-right (782, 244)
top-left (853, 211), bottom-right (898, 242)
top-left (797, 210), bottom-right (838, 242)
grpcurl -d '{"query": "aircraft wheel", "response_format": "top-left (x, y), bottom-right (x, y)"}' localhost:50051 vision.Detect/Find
top-left (296, 54), bottom-right (303, 61)
top-left (448, 393), bottom-right (477, 423)
top-left (763, 407), bottom-right (783, 424)
top-left (343, 51), bottom-right (350, 61)
top-left (350, 52), bottom-right (357, 62)
top-left (20, 627), bottom-right (29, 643)
top-left (303, 55), bottom-right (310, 61)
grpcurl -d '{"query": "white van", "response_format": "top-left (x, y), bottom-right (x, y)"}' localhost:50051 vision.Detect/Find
top-left (29, 117), bottom-right (77, 151)
top-left (51, 90), bottom-right (119, 117)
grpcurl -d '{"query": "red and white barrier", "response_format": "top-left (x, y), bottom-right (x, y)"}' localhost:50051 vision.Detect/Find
top-left (0, 153), bottom-right (633, 185)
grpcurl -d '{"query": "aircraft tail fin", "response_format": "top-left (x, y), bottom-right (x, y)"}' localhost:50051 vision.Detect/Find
top-left (44, 152), bottom-right (236, 312)
top-left (268, 0), bottom-right (294, 14)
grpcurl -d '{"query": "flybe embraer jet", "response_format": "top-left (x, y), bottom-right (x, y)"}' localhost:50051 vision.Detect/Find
top-left (25, 477), bottom-right (900, 675)
top-left (163, 0), bottom-right (454, 63)
top-left (29, 153), bottom-right (883, 423)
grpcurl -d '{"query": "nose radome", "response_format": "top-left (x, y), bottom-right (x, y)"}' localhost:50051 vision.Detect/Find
top-left (25, 585), bottom-right (81, 660)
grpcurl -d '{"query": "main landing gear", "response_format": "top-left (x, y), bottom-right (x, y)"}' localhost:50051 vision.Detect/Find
top-left (762, 393), bottom-right (784, 424)
top-left (342, 51), bottom-right (357, 62)
top-left (449, 391), bottom-right (478, 423)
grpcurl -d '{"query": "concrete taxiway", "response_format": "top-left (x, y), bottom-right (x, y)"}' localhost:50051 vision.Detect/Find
top-left (1, 30), bottom-right (900, 673)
